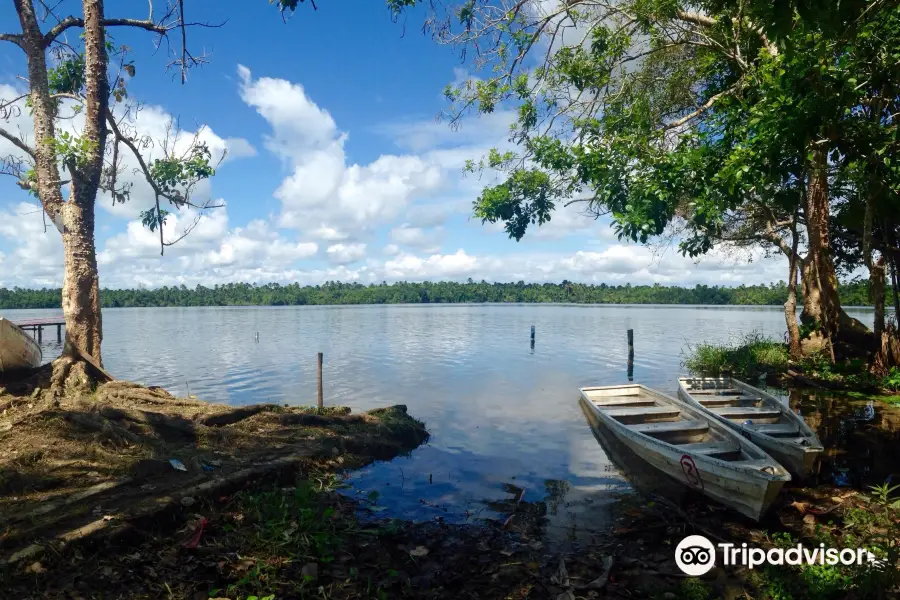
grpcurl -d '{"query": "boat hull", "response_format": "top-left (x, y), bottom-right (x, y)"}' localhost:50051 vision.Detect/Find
top-left (580, 386), bottom-right (789, 521)
top-left (0, 318), bottom-right (42, 373)
top-left (678, 377), bottom-right (824, 479)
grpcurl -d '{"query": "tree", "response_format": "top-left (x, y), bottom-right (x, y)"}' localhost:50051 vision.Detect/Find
top-left (1, 1), bottom-right (221, 379)
top-left (392, 0), bottom-right (899, 365)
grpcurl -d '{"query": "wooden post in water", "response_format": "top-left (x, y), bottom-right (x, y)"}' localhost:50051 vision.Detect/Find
top-left (56, 324), bottom-right (62, 343)
top-left (627, 329), bottom-right (634, 381)
top-left (317, 352), bottom-right (324, 409)
top-left (37, 326), bottom-right (42, 344)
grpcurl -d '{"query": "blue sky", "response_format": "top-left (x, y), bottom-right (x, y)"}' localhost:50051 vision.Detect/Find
top-left (0, 0), bottom-right (786, 288)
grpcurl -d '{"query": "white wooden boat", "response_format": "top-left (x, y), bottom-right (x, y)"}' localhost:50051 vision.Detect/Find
top-left (580, 384), bottom-right (790, 521)
top-left (678, 377), bottom-right (823, 479)
top-left (0, 317), bottom-right (42, 373)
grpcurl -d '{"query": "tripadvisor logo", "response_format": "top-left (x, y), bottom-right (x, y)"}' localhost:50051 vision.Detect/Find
top-left (675, 535), bottom-right (716, 576)
top-left (675, 535), bottom-right (883, 576)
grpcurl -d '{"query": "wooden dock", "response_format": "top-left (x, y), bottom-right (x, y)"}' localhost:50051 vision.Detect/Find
top-left (14, 316), bottom-right (65, 343)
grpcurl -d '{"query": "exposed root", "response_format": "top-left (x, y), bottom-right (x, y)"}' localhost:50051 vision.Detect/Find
top-left (99, 406), bottom-right (196, 440)
top-left (49, 356), bottom-right (75, 400)
top-left (58, 410), bottom-right (142, 448)
top-left (195, 404), bottom-right (278, 427)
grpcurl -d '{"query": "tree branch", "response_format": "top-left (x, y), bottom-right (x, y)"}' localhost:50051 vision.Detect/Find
top-left (0, 126), bottom-right (36, 158)
top-left (44, 16), bottom-right (169, 47)
top-left (662, 89), bottom-right (730, 131)
top-left (0, 33), bottom-right (24, 47)
top-left (675, 11), bottom-right (717, 28)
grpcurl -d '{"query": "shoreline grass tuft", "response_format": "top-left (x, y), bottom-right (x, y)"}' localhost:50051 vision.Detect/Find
top-left (682, 331), bottom-right (789, 380)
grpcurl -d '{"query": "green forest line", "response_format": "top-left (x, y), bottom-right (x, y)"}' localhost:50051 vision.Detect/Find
top-left (0, 281), bottom-right (885, 309)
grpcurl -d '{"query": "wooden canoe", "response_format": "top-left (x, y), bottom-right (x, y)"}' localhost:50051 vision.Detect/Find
top-left (0, 317), bottom-right (42, 373)
top-left (580, 384), bottom-right (790, 521)
top-left (678, 377), bottom-right (823, 479)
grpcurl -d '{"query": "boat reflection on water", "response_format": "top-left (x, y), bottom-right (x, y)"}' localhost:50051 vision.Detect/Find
top-left (578, 396), bottom-right (696, 507)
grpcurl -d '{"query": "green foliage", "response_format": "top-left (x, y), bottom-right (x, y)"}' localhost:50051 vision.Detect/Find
top-left (682, 331), bottom-right (789, 379)
top-left (798, 352), bottom-right (877, 388)
top-left (473, 168), bottom-right (554, 240)
top-left (47, 55), bottom-right (85, 95)
top-left (675, 578), bottom-right (712, 600)
top-left (0, 281), bottom-right (887, 309)
top-left (139, 207), bottom-right (170, 232)
top-left (149, 143), bottom-right (215, 204)
top-left (882, 368), bottom-right (900, 393)
top-left (750, 493), bottom-right (900, 599)
top-left (48, 131), bottom-right (97, 171)
top-left (868, 482), bottom-right (900, 506)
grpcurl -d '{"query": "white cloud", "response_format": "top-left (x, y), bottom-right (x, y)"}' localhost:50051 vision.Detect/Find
top-left (311, 226), bottom-right (349, 241)
top-left (95, 206), bottom-right (319, 287)
top-left (0, 202), bottom-right (64, 287)
top-left (384, 249), bottom-right (479, 279)
top-left (326, 243), bottom-right (367, 265)
top-left (238, 66), bottom-right (444, 237)
top-left (389, 224), bottom-right (444, 253)
top-left (382, 244), bottom-right (401, 256)
top-left (0, 84), bottom-right (254, 222)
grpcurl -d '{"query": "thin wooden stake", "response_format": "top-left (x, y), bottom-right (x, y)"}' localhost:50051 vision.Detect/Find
top-left (317, 352), bottom-right (324, 409)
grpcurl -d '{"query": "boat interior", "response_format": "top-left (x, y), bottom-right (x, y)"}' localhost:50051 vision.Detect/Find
top-left (679, 377), bottom-right (809, 444)
top-left (581, 385), bottom-right (776, 468)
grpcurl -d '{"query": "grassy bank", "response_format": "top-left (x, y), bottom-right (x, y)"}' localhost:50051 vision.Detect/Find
top-left (682, 332), bottom-right (900, 404)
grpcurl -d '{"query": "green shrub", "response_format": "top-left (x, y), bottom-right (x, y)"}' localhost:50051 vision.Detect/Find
top-left (682, 331), bottom-right (789, 379)
top-left (882, 367), bottom-right (900, 392)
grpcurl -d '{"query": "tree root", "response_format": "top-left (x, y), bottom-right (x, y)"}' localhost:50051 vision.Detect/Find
top-left (98, 407), bottom-right (196, 439)
top-left (59, 410), bottom-right (142, 447)
top-left (196, 404), bottom-right (278, 427)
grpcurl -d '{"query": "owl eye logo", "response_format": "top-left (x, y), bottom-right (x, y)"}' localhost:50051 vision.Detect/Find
top-left (679, 546), bottom-right (712, 565)
top-left (675, 535), bottom-right (716, 576)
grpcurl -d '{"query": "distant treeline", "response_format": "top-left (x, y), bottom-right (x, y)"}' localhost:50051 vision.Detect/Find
top-left (0, 280), bottom-right (882, 309)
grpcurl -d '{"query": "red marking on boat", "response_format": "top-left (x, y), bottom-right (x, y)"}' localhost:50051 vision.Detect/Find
top-left (680, 454), bottom-right (704, 489)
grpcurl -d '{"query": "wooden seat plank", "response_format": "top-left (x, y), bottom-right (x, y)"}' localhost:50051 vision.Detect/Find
top-left (631, 420), bottom-right (709, 435)
top-left (675, 441), bottom-right (740, 457)
top-left (604, 406), bottom-right (680, 418)
top-left (745, 423), bottom-right (799, 436)
top-left (711, 407), bottom-right (781, 419)
top-left (592, 398), bottom-right (657, 407)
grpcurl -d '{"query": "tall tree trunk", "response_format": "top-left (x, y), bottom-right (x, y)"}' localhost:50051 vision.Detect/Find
top-left (785, 222), bottom-right (802, 361)
top-left (60, 200), bottom-right (103, 361)
top-left (804, 144), bottom-right (843, 346)
top-left (16, 0), bottom-right (109, 364)
top-left (870, 255), bottom-right (886, 340)
top-left (62, 0), bottom-right (109, 363)
top-left (892, 255), bottom-right (900, 324)
top-left (801, 143), bottom-right (872, 356)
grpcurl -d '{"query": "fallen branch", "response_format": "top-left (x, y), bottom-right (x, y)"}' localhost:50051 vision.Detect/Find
top-left (3, 450), bottom-right (321, 564)
top-left (0, 479), bottom-right (132, 528)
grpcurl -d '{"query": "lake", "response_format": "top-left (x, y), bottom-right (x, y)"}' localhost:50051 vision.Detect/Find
top-left (2, 304), bottom-right (879, 539)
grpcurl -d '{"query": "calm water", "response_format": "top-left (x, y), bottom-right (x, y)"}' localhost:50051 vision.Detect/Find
top-left (3, 304), bottom-right (881, 538)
